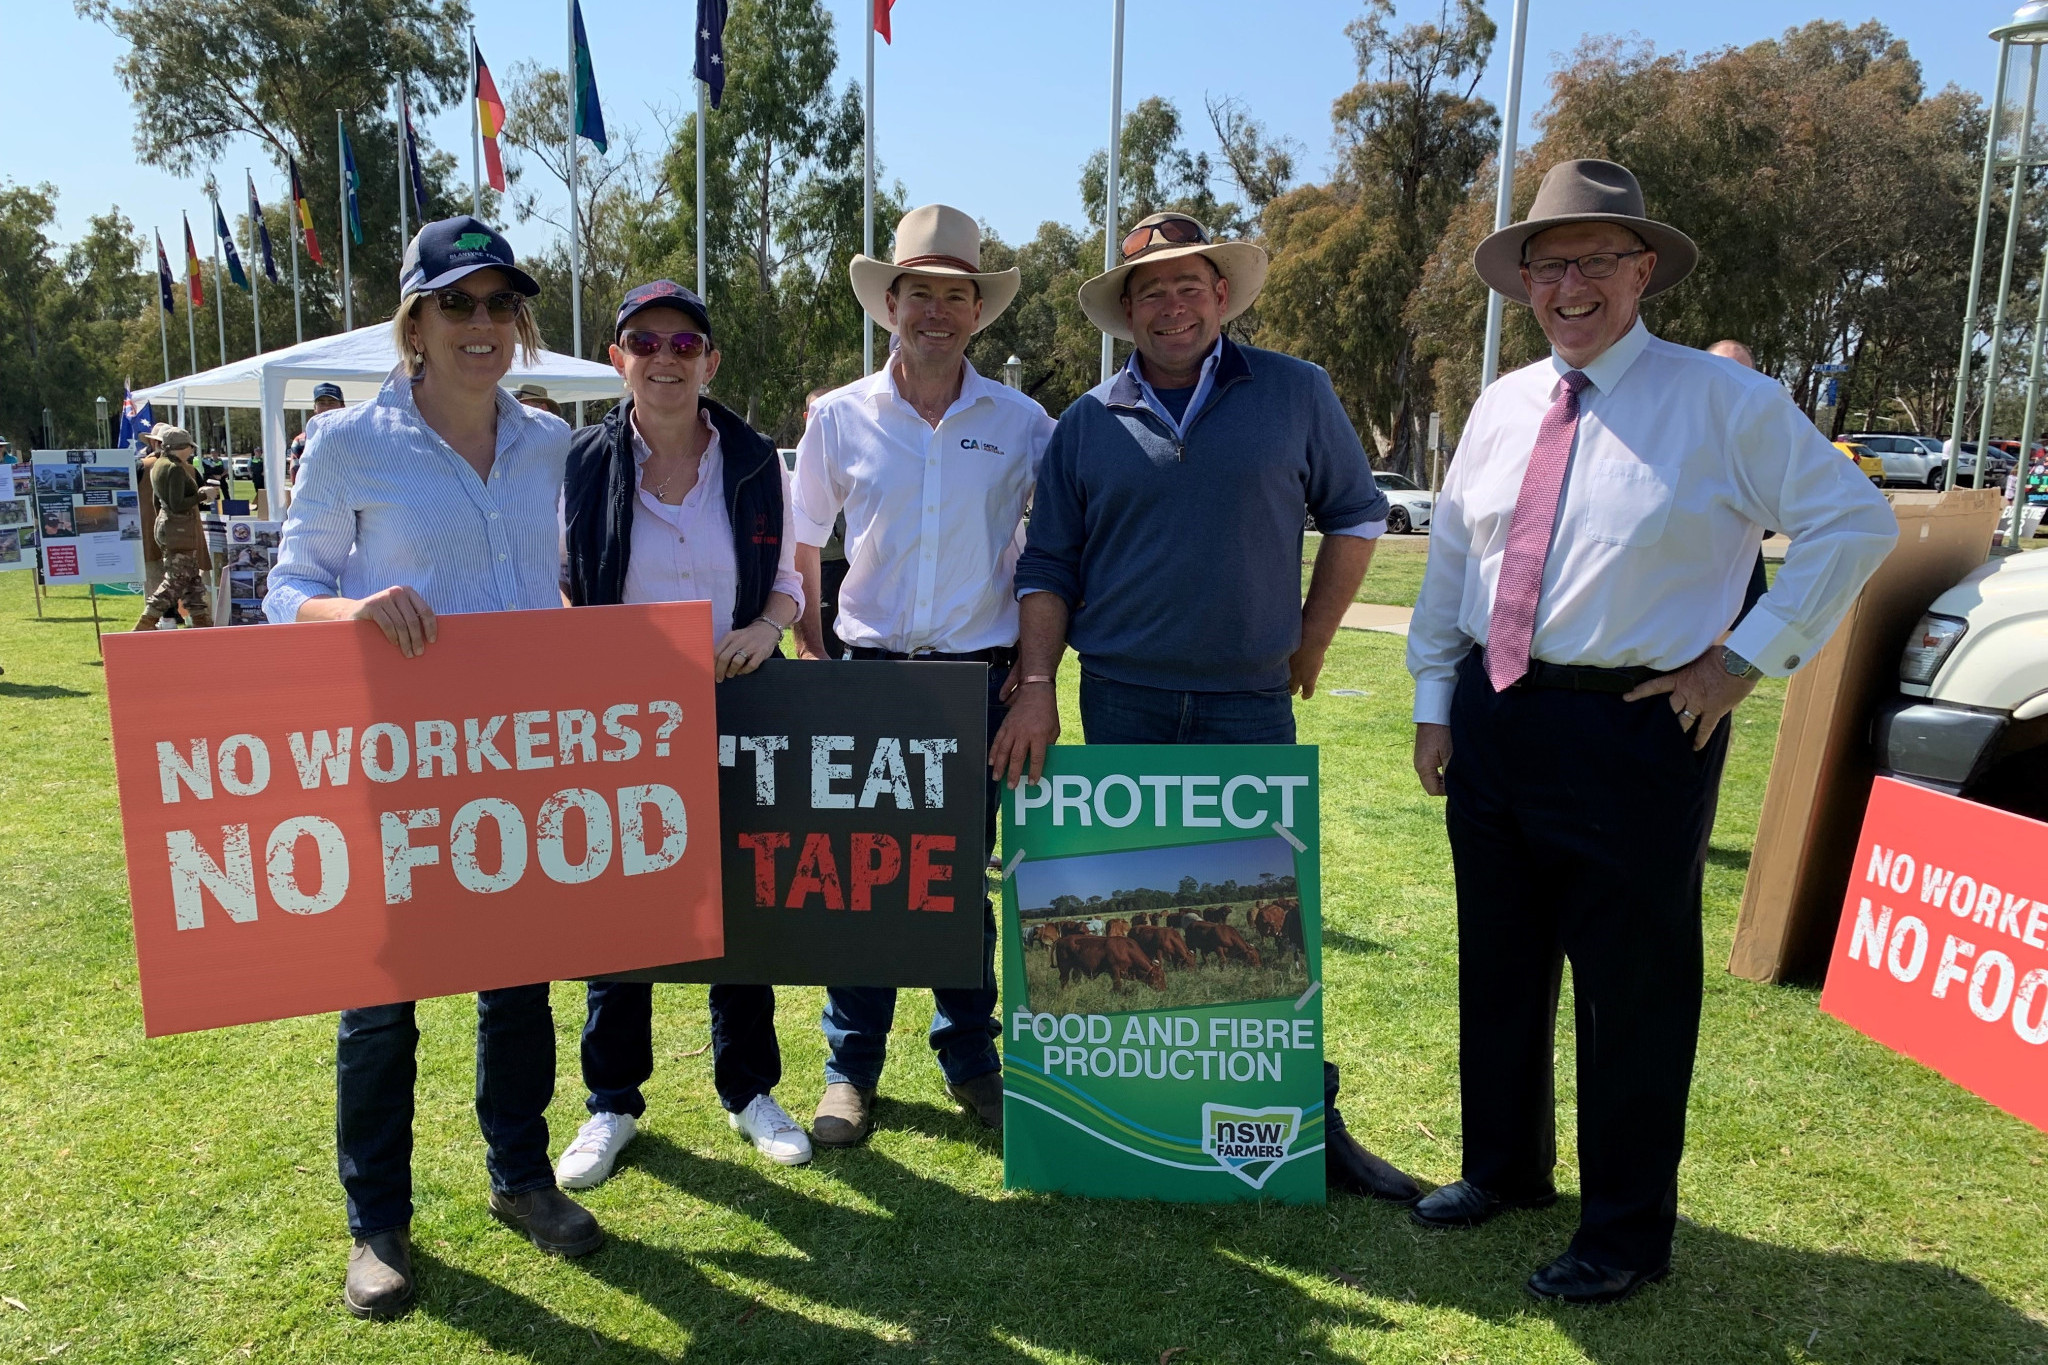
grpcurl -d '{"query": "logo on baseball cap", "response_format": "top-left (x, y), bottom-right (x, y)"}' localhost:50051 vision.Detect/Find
top-left (400, 216), bottom-right (540, 298)
top-left (615, 280), bottom-right (713, 342)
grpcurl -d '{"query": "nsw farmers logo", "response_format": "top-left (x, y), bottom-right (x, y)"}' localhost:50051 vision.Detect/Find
top-left (1201, 1103), bottom-right (1302, 1189)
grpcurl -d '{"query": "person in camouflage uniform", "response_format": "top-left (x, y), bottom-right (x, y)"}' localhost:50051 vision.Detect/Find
top-left (136, 426), bottom-right (215, 629)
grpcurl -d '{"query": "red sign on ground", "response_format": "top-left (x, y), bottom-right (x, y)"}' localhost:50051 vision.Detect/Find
top-left (1821, 777), bottom-right (2048, 1131)
top-left (104, 603), bottom-right (724, 1036)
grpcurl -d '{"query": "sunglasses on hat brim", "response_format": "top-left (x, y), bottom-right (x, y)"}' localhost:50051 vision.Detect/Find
top-left (1120, 217), bottom-right (1209, 262)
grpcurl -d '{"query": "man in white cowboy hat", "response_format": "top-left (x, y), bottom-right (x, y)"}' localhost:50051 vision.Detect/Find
top-left (791, 203), bottom-right (1055, 1146)
top-left (1404, 159), bottom-right (1896, 1302)
top-left (993, 210), bottom-right (1418, 1205)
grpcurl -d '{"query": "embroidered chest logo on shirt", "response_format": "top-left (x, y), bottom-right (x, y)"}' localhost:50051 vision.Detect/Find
top-left (959, 438), bottom-right (1005, 456)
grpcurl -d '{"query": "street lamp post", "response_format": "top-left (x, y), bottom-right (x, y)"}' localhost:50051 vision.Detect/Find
top-left (96, 396), bottom-right (109, 449)
top-left (1003, 355), bottom-right (1023, 390)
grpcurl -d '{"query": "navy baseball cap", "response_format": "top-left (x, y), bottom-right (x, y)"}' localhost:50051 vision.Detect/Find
top-left (615, 280), bottom-right (712, 341)
top-left (400, 215), bottom-right (540, 298)
top-left (312, 382), bottom-right (344, 402)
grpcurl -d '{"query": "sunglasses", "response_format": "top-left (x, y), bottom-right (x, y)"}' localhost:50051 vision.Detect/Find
top-left (431, 288), bottom-right (526, 322)
top-left (1120, 216), bottom-right (1208, 261)
top-left (619, 329), bottom-right (712, 360)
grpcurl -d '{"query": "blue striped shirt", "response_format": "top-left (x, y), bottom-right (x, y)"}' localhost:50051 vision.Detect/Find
top-left (265, 367), bottom-right (571, 624)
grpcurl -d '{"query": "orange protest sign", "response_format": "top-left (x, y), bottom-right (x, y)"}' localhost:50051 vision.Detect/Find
top-left (1821, 777), bottom-right (2048, 1132)
top-left (104, 603), bottom-right (723, 1037)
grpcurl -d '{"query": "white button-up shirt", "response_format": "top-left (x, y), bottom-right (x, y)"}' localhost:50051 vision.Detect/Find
top-left (1407, 320), bottom-right (1898, 725)
top-left (620, 410), bottom-right (803, 640)
top-left (793, 358), bottom-right (1056, 653)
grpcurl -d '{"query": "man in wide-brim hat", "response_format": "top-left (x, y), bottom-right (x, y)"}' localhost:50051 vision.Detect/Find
top-left (996, 210), bottom-right (1417, 1205)
top-left (792, 203), bottom-right (1056, 1147)
top-left (1405, 158), bottom-right (1897, 1302)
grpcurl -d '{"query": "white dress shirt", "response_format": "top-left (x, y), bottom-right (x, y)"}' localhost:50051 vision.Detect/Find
top-left (1407, 320), bottom-right (1898, 725)
top-left (621, 410), bottom-right (803, 640)
top-left (793, 357), bottom-right (1056, 653)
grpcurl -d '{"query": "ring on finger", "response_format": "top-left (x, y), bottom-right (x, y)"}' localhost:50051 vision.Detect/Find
top-left (1679, 708), bottom-right (1696, 722)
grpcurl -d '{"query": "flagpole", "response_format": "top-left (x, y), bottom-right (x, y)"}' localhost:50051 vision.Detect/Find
top-left (338, 112), bottom-right (355, 331)
top-left (290, 175), bottom-right (304, 345)
top-left (247, 172), bottom-right (263, 357)
top-left (1101, 0), bottom-right (1125, 384)
top-left (208, 183), bottom-right (230, 453)
top-left (157, 232), bottom-right (171, 384)
top-left (395, 79), bottom-right (409, 253)
top-left (863, 0), bottom-right (875, 374)
top-left (470, 29), bottom-right (483, 217)
top-left (567, 0), bottom-right (583, 367)
top-left (184, 219), bottom-right (200, 382)
top-left (1478, 0), bottom-right (1529, 391)
top-left (696, 75), bottom-right (707, 299)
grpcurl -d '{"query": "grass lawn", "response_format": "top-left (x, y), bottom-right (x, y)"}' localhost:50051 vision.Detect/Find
top-left (1304, 531), bottom-right (1432, 608)
top-left (2, 570), bottom-right (2046, 1364)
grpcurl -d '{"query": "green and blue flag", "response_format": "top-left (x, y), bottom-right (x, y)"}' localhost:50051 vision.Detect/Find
top-left (573, 0), bottom-right (608, 152)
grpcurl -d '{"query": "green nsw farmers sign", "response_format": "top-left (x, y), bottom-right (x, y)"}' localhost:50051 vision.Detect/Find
top-left (999, 745), bottom-right (1325, 1203)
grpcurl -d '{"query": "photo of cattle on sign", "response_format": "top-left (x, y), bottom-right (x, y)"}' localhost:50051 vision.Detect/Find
top-left (1017, 835), bottom-right (1310, 1013)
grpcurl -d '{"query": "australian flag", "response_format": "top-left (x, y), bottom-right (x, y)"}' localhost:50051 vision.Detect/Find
top-left (694, 0), bottom-right (728, 108)
top-left (117, 387), bottom-right (153, 448)
top-left (247, 173), bottom-right (279, 284)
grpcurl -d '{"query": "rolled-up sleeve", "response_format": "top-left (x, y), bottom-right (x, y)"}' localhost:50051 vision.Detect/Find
top-left (1406, 426), bottom-right (1479, 725)
top-left (1013, 412), bottom-right (1086, 604)
top-left (1304, 369), bottom-right (1389, 532)
top-left (1722, 384), bottom-right (1898, 675)
top-left (790, 409), bottom-right (842, 547)
top-left (263, 433), bottom-right (357, 624)
top-left (770, 459), bottom-right (805, 615)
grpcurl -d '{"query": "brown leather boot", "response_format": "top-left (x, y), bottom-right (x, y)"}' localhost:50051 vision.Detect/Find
top-left (188, 606), bottom-right (214, 628)
top-left (812, 1082), bottom-right (878, 1147)
top-left (343, 1229), bottom-right (414, 1320)
top-left (132, 612), bottom-right (162, 631)
top-left (946, 1071), bottom-right (1004, 1131)
top-left (488, 1186), bottom-right (604, 1257)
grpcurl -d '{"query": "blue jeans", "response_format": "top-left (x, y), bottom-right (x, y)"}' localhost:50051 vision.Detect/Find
top-left (1077, 670), bottom-right (1345, 1116)
top-left (581, 980), bottom-right (780, 1116)
top-left (820, 661), bottom-right (1005, 1090)
top-left (335, 985), bottom-right (558, 1238)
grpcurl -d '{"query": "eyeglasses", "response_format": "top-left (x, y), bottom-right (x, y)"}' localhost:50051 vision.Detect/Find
top-left (431, 288), bottom-right (526, 322)
top-left (1521, 250), bottom-right (1647, 284)
top-left (619, 329), bottom-right (712, 360)
top-left (1120, 216), bottom-right (1208, 261)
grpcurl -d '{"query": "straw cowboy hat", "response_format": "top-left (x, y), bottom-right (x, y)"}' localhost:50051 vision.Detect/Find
top-left (1473, 158), bottom-right (1697, 305)
top-left (1077, 211), bottom-right (1269, 342)
top-left (849, 204), bottom-right (1020, 334)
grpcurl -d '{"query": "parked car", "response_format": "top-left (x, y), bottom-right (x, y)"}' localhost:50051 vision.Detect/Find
top-left (1874, 551), bottom-right (2048, 822)
top-left (1373, 471), bottom-right (1433, 534)
top-left (1833, 440), bottom-right (1886, 485)
top-left (1944, 439), bottom-right (2018, 488)
top-left (1842, 432), bottom-right (1947, 489)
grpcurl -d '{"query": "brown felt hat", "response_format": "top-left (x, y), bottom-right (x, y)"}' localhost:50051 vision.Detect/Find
top-left (1473, 159), bottom-right (1697, 304)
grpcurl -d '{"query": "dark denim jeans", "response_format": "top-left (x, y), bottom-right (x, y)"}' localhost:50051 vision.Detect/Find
top-left (820, 660), bottom-right (1005, 1090)
top-left (1077, 669), bottom-right (1347, 1118)
top-left (335, 984), bottom-right (557, 1238)
top-left (581, 980), bottom-right (780, 1116)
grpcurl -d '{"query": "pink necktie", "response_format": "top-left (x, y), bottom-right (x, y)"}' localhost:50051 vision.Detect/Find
top-left (1486, 369), bottom-right (1590, 692)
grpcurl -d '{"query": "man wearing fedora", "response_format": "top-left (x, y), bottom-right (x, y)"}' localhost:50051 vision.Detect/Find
top-left (1405, 160), bottom-right (1895, 1301)
top-left (791, 203), bottom-right (1056, 1145)
top-left (993, 211), bottom-right (1419, 1203)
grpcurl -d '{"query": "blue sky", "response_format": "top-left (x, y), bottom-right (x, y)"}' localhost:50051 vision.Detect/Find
top-left (3, 0), bottom-right (2003, 254)
top-left (1015, 834), bottom-right (1297, 912)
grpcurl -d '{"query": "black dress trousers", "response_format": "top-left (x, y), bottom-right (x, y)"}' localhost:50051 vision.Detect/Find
top-left (1444, 647), bottom-right (1731, 1271)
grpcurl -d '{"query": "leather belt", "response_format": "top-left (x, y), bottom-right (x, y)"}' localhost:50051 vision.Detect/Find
top-left (850, 645), bottom-right (1018, 667)
top-left (1473, 646), bottom-right (1660, 694)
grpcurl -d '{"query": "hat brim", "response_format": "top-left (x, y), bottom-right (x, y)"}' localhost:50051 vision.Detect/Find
top-left (1472, 214), bottom-right (1697, 304)
top-left (413, 261), bottom-right (542, 298)
top-left (848, 257), bottom-right (1021, 333)
top-left (1077, 241), bottom-right (1269, 342)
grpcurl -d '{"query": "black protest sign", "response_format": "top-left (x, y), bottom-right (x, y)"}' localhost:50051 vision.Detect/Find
top-left (606, 659), bottom-right (988, 987)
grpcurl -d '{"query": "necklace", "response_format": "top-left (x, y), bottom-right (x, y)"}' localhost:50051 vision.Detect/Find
top-left (644, 450), bottom-right (699, 503)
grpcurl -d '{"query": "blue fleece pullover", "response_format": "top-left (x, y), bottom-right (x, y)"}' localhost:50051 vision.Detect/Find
top-left (1014, 337), bottom-right (1387, 692)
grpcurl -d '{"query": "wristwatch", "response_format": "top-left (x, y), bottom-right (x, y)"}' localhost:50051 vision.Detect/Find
top-left (1721, 645), bottom-right (1764, 682)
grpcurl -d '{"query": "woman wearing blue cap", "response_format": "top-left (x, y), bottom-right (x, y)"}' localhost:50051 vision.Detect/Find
top-left (556, 280), bottom-right (809, 1186)
top-left (264, 216), bottom-right (603, 1321)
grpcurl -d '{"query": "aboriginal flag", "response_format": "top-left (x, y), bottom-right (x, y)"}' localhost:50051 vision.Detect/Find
top-left (474, 39), bottom-right (508, 192)
top-left (290, 157), bottom-right (323, 265)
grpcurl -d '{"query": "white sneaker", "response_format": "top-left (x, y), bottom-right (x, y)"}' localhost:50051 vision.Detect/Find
top-left (555, 1111), bottom-right (637, 1189)
top-left (729, 1093), bottom-right (813, 1166)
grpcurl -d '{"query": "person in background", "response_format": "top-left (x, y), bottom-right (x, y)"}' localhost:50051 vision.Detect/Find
top-left (1406, 160), bottom-right (1895, 1304)
top-left (992, 209), bottom-right (1417, 1207)
top-left (793, 204), bottom-right (1054, 1146)
top-left (263, 216), bottom-right (601, 1321)
top-left (134, 426), bottom-right (214, 630)
top-left (288, 382), bottom-right (347, 482)
top-left (793, 384), bottom-right (850, 660)
top-left (515, 382), bottom-right (563, 418)
top-left (556, 280), bottom-right (811, 1185)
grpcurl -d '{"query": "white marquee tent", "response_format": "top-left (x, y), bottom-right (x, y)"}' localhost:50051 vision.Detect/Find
top-left (133, 323), bottom-right (624, 508)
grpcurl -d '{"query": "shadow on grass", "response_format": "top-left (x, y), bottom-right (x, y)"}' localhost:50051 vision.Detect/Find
top-left (413, 1252), bottom-right (677, 1363)
top-left (0, 681), bottom-right (89, 699)
top-left (1705, 844), bottom-right (1752, 875)
top-left (1323, 926), bottom-right (1390, 956)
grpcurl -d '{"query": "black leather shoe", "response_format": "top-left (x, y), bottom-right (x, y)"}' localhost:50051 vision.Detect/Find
top-left (947, 1071), bottom-right (1004, 1131)
top-left (489, 1186), bottom-right (605, 1257)
top-left (1526, 1250), bottom-right (1668, 1305)
top-left (1409, 1179), bottom-right (1557, 1229)
top-left (1324, 1121), bottom-right (1421, 1202)
top-left (343, 1229), bottom-right (414, 1320)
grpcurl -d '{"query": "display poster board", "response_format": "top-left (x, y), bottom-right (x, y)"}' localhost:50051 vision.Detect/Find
top-left (605, 659), bottom-right (989, 987)
top-left (999, 745), bottom-right (1326, 1203)
top-left (1821, 777), bottom-right (2048, 1131)
top-left (0, 464), bottom-right (34, 571)
top-left (31, 449), bottom-right (143, 587)
top-left (103, 601), bottom-right (725, 1036)
top-left (218, 520), bottom-right (281, 625)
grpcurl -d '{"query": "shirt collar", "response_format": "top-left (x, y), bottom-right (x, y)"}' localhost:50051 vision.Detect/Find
top-left (628, 405), bottom-right (718, 466)
top-left (1551, 315), bottom-right (1650, 395)
top-left (866, 355), bottom-right (997, 421)
top-left (379, 364), bottom-right (532, 451)
top-left (1126, 334), bottom-right (1224, 393)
